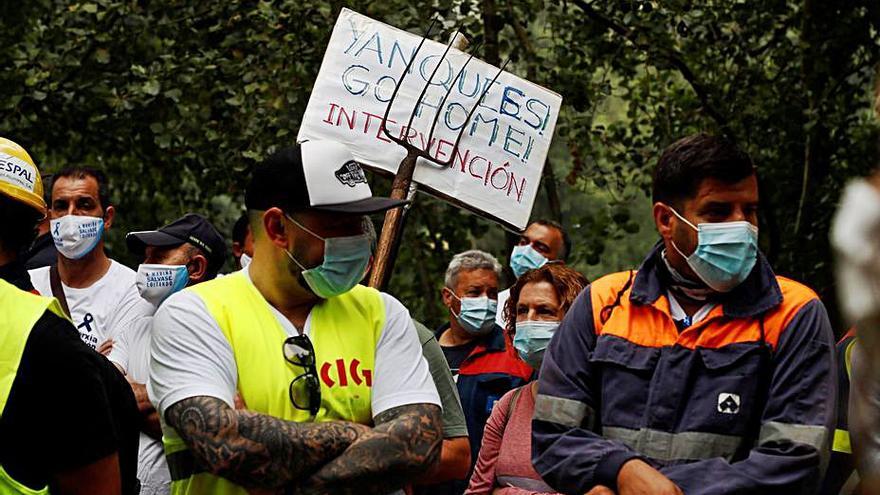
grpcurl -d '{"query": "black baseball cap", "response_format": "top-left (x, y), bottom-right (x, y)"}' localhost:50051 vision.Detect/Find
top-left (245, 140), bottom-right (407, 214)
top-left (127, 213), bottom-right (227, 273)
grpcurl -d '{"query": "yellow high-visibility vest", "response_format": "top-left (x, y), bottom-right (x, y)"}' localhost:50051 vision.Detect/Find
top-left (164, 272), bottom-right (385, 495)
top-left (0, 279), bottom-right (67, 494)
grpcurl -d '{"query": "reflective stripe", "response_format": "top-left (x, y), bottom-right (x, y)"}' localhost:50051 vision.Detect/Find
top-left (833, 428), bottom-right (852, 454)
top-left (167, 450), bottom-right (206, 482)
top-left (603, 426), bottom-right (744, 461)
top-left (759, 421), bottom-right (830, 474)
top-left (758, 421), bottom-right (828, 451)
top-left (533, 394), bottom-right (593, 429)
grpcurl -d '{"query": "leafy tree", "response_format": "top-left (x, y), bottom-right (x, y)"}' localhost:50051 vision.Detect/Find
top-left (2, 0), bottom-right (877, 329)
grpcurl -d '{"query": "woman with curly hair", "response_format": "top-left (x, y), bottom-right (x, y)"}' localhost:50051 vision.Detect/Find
top-left (466, 264), bottom-right (588, 495)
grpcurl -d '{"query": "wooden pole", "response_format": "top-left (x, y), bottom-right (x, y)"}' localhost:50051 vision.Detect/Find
top-left (369, 151), bottom-right (419, 289)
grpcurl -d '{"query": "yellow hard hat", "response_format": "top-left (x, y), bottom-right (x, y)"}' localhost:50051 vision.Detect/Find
top-left (0, 137), bottom-right (46, 216)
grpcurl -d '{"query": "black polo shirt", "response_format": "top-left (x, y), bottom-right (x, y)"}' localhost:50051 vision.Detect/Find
top-left (0, 268), bottom-right (140, 493)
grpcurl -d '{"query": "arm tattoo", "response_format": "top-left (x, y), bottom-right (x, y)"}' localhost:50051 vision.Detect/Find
top-left (294, 403), bottom-right (443, 494)
top-left (165, 396), bottom-right (367, 489)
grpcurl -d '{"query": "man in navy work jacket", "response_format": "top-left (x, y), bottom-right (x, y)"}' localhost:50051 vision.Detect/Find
top-left (532, 134), bottom-right (836, 495)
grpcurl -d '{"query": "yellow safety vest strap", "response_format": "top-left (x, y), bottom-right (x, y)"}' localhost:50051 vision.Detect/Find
top-left (833, 428), bottom-right (852, 454)
top-left (0, 461), bottom-right (48, 494)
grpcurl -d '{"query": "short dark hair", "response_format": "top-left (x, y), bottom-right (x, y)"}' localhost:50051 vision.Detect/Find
top-left (651, 134), bottom-right (756, 208)
top-left (53, 167), bottom-right (111, 210)
top-left (0, 195), bottom-right (40, 255)
top-left (531, 219), bottom-right (571, 262)
top-left (232, 213), bottom-right (250, 246)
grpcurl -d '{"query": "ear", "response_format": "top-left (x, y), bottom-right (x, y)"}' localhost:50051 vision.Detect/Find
top-left (188, 253), bottom-right (209, 283)
top-left (232, 241), bottom-right (243, 258)
top-left (262, 208), bottom-right (290, 249)
top-left (653, 202), bottom-right (674, 240)
top-left (441, 287), bottom-right (454, 310)
top-left (103, 205), bottom-right (115, 230)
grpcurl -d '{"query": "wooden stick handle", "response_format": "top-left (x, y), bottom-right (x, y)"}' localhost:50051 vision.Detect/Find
top-left (369, 151), bottom-right (419, 289)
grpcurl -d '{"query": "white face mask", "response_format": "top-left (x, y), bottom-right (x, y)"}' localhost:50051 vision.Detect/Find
top-left (239, 252), bottom-right (252, 269)
top-left (50, 215), bottom-right (105, 260)
top-left (136, 264), bottom-right (189, 306)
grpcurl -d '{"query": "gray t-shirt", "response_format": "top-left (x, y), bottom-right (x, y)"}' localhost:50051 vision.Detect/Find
top-left (414, 321), bottom-right (468, 439)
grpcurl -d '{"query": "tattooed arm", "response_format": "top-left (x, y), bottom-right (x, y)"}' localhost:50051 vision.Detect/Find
top-left (165, 396), bottom-right (370, 489)
top-left (294, 403), bottom-right (443, 495)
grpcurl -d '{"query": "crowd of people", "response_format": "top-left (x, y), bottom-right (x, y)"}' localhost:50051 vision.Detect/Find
top-left (0, 131), bottom-right (873, 495)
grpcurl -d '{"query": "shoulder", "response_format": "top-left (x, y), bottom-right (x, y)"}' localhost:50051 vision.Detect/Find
top-left (105, 260), bottom-right (139, 296)
top-left (157, 289), bottom-right (209, 317)
top-left (465, 335), bottom-right (532, 380)
top-left (588, 271), bottom-right (633, 307)
top-left (763, 276), bottom-right (831, 348)
top-left (412, 320), bottom-right (435, 347)
top-left (108, 259), bottom-right (136, 279)
top-left (377, 290), bottom-right (408, 317)
top-left (765, 276), bottom-right (824, 329)
top-left (184, 272), bottom-right (247, 304)
top-left (775, 276), bottom-right (820, 306)
top-left (27, 310), bottom-right (98, 366)
top-left (152, 290), bottom-right (216, 340)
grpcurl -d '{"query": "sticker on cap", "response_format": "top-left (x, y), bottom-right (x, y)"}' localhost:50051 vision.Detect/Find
top-left (0, 152), bottom-right (36, 192)
top-left (335, 161), bottom-right (368, 188)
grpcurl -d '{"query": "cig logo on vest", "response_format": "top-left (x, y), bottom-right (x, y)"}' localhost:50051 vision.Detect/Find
top-left (320, 358), bottom-right (373, 388)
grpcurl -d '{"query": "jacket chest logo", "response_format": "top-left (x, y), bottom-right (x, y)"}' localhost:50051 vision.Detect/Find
top-left (717, 393), bottom-right (741, 414)
top-left (320, 358), bottom-right (373, 388)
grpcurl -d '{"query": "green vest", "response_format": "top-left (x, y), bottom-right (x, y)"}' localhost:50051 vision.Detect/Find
top-left (164, 272), bottom-right (386, 495)
top-left (0, 279), bottom-right (66, 494)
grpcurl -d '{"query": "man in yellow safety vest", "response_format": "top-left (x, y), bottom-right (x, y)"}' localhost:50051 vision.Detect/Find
top-left (149, 140), bottom-right (443, 494)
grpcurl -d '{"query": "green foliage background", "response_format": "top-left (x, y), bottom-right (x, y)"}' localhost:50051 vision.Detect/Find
top-left (3, 0), bottom-right (878, 330)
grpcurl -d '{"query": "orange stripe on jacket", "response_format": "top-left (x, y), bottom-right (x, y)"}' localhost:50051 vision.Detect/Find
top-left (589, 272), bottom-right (819, 350)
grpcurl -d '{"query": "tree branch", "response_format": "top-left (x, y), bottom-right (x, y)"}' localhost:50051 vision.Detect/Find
top-left (571, 0), bottom-right (731, 135)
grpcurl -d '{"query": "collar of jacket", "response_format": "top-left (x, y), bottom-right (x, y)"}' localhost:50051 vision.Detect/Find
top-left (435, 322), bottom-right (507, 354)
top-left (630, 241), bottom-right (783, 319)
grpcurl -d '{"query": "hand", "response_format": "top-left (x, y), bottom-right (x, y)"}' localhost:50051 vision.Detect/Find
top-left (96, 339), bottom-right (114, 356)
top-left (586, 486), bottom-right (616, 495)
top-left (617, 459), bottom-right (682, 495)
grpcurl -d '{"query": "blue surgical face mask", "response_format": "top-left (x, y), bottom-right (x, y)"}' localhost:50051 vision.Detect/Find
top-left (284, 214), bottom-right (372, 299)
top-left (513, 320), bottom-right (559, 369)
top-left (670, 208), bottom-right (758, 293)
top-left (448, 291), bottom-right (497, 336)
top-left (510, 244), bottom-right (548, 278)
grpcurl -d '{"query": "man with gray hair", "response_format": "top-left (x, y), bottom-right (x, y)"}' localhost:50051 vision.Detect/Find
top-left (437, 249), bottom-right (533, 484)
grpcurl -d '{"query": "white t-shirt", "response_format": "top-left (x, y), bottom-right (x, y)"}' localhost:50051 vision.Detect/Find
top-left (30, 260), bottom-right (155, 351)
top-left (110, 315), bottom-right (151, 379)
top-left (109, 315), bottom-right (170, 495)
top-left (149, 271), bottom-right (440, 422)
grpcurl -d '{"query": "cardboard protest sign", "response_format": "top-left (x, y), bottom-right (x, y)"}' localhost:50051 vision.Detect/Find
top-left (298, 8), bottom-right (562, 230)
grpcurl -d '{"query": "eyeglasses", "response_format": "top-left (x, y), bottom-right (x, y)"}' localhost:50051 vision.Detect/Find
top-left (282, 334), bottom-right (321, 417)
